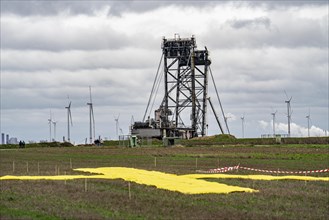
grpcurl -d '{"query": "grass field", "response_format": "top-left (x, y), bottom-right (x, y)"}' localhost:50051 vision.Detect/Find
top-left (0, 143), bottom-right (328, 219)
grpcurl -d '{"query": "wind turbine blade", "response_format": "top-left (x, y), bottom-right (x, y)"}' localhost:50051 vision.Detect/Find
top-left (89, 86), bottom-right (92, 103)
top-left (284, 90), bottom-right (289, 100)
top-left (69, 101), bottom-right (71, 108)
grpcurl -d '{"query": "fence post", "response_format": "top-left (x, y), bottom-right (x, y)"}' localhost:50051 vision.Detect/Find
top-left (128, 182), bottom-right (131, 199)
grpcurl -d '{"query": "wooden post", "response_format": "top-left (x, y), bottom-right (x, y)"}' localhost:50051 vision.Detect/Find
top-left (70, 158), bottom-right (72, 169)
top-left (26, 162), bottom-right (29, 173)
top-left (37, 162), bottom-right (40, 174)
top-left (12, 161), bottom-right (15, 173)
top-left (55, 165), bottom-right (57, 175)
top-left (84, 179), bottom-right (87, 192)
top-left (154, 157), bottom-right (157, 167)
top-left (195, 158), bottom-right (198, 169)
top-left (128, 182), bottom-right (131, 199)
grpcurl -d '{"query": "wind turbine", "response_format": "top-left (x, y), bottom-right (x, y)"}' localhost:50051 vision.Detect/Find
top-left (271, 110), bottom-right (277, 137)
top-left (52, 120), bottom-right (58, 142)
top-left (241, 113), bottom-right (245, 138)
top-left (48, 110), bottom-right (52, 142)
top-left (65, 100), bottom-right (73, 142)
top-left (306, 108), bottom-right (311, 137)
top-left (114, 114), bottom-right (120, 140)
top-left (87, 86), bottom-right (95, 144)
top-left (284, 91), bottom-right (292, 137)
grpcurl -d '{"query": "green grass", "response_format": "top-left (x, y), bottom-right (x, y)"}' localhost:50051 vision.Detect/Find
top-left (180, 134), bottom-right (329, 146)
top-left (0, 144), bottom-right (328, 219)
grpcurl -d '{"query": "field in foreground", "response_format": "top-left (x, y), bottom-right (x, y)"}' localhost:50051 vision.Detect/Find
top-left (0, 144), bottom-right (328, 219)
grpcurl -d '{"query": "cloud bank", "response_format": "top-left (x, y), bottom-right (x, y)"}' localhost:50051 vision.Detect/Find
top-left (1, 1), bottom-right (328, 142)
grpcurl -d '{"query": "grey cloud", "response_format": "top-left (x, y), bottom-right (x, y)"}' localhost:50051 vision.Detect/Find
top-left (208, 46), bottom-right (328, 110)
top-left (1, 49), bottom-right (160, 71)
top-left (1, 68), bottom-right (155, 110)
top-left (228, 17), bottom-right (271, 29)
top-left (202, 15), bottom-right (327, 49)
top-left (1, 1), bottom-right (110, 16)
top-left (248, 1), bottom-right (328, 10)
top-left (1, 1), bottom-right (218, 16)
top-left (1, 16), bottom-right (131, 51)
top-left (2, 1), bottom-right (326, 17)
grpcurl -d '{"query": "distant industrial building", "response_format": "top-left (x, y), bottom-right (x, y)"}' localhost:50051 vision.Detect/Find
top-left (1, 133), bottom-right (19, 145)
top-left (1, 133), bottom-right (4, 144)
top-left (8, 137), bottom-right (18, 145)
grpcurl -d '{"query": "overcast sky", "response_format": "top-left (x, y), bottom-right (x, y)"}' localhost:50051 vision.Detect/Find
top-left (1, 0), bottom-right (328, 143)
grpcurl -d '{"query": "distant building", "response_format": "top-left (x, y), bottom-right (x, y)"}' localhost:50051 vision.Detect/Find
top-left (1, 133), bottom-right (4, 144)
top-left (8, 137), bottom-right (18, 145)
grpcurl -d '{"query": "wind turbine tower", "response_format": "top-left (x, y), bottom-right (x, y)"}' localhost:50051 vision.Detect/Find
top-left (87, 86), bottom-right (95, 144)
top-left (114, 114), bottom-right (120, 140)
top-left (65, 100), bottom-right (73, 142)
top-left (306, 109), bottom-right (311, 137)
top-left (271, 110), bottom-right (277, 137)
top-left (284, 91), bottom-right (292, 137)
top-left (52, 120), bottom-right (57, 141)
top-left (48, 111), bottom-right (52, 142)
top-left (241, 114), bottom-right (245, 138)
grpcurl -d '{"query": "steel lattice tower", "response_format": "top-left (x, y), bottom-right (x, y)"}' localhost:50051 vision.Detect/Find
top-left (157, 35), bottom-right (210, 138)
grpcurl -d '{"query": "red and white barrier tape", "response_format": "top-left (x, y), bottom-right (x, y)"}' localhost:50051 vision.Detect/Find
top-left (196, 166), bottom-right (240, 173)
top-left (197, 165), bottom-right (329, 174)
top-left (239, 167), bottom-right (329, 174)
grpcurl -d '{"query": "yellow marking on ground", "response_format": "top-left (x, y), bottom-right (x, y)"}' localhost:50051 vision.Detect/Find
top-left (0, 167), bottom-right (256, 194)
top-left (183, 174), bottom-right (329, 181)
top-left (3, 167), bottom-right (326, 194)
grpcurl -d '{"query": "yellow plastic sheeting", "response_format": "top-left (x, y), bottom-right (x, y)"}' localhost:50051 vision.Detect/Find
top-left (183, 174), bottom-right (329, 181)
top-left (0, 167), bottom-right (256, 194)
top-left (0, 175), bottom-right (105, 181)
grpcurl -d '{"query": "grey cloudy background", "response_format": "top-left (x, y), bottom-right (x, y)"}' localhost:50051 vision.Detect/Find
top-left (1, 0), bottom-right (328, 143)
